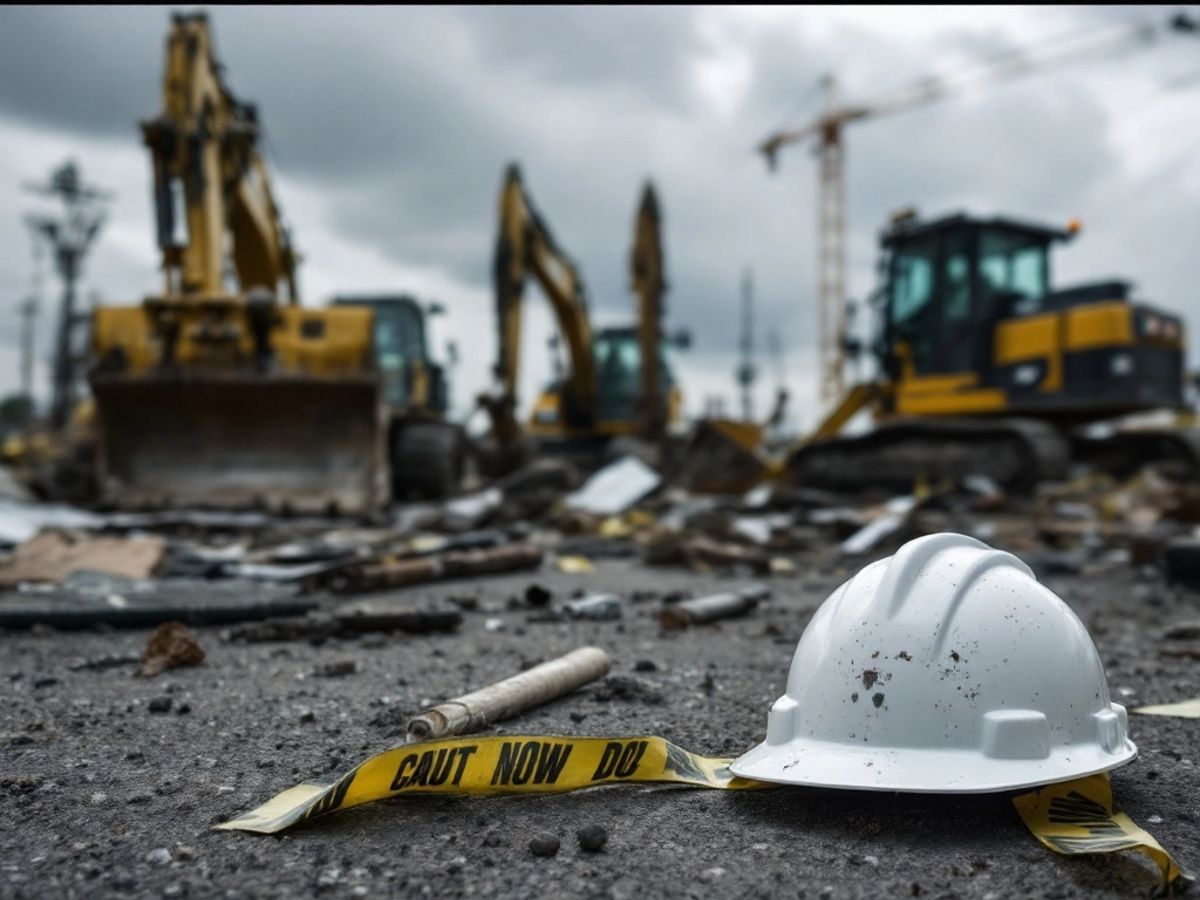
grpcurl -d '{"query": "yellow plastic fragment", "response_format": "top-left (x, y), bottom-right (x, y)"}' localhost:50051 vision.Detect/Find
top-left (1131, 699), bottom-right (1200, 719)
top-left (555, 555), bottom-right (595, 574)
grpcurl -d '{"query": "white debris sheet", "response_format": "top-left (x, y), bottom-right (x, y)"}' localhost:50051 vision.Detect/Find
top-left (565, 456), bottom-right (661, 517)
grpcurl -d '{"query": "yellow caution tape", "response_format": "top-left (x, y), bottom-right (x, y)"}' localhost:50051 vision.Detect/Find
top-left (1132, 698), bottom-right (1200, 719)
top-left (217, 733), bottom-right (1188, 893)
top-left (216, 734), bottom-right (762, 834)
top-left (1013, 772), bottom-right (1192, 894)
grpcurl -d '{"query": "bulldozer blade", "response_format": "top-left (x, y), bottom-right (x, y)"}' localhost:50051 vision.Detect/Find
top-left (90, 372), bottom-right (388, 517)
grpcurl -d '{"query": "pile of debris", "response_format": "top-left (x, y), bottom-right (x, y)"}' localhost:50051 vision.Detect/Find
top-left (1, 449), bottom-right (1198, 636)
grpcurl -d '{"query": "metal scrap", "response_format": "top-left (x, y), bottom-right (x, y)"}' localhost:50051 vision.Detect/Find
top-left (660, 585), bottom-right (770, 630)
top-left (329, 543), bottom-right (544, 593)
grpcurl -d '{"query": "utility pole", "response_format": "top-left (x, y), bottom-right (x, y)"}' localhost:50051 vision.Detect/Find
top-left (736, 267), bottom-right (758, 422)
top-left (17, 223), bottom-right (45, 427)
top-left (23, 161), bottom-right (112, 429)
top-left (17, 298), bottom-right (36, 423)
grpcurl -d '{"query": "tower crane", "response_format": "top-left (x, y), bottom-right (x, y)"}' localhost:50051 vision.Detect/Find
top-left (759, 10), bottom-right (1198, 409)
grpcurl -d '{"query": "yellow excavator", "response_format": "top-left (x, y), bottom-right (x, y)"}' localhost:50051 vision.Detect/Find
top-left (88, 12), bottom-right (461, 515)
top-left (786, 208), bottom-right (1197, 491)
top-left (480, 164), bottom-right (684, 472)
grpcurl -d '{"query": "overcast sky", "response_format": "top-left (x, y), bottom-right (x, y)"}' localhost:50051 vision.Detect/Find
top-left (0, 5), bottom-right (1197, 433)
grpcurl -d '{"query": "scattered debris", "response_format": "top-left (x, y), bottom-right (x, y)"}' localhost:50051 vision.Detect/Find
top-left (441, 488), bottom-right (503, 532)
top-left (1131, 698), bottom-right (1200, 719)
top-left (0, 593), bottom-right (319, 631)
top-left (562, 593), bottom-right (623, 621)
top-left (566, 456), bottom-right (661, 516)
top-left (1164, 539), bottom-right (1200, 586)
top-left (136, 622), bottom-right (205, 678)
top-left (313, 660), bottom-right (360, 678)
top-left (405, 647), bottom-right (611, 740)
top-left (840, 495), bottom-right (919, 556)
top-left (660, 585), bottom-right (770, 630)
top-left (524, 584), bottom-right (553, 607)
top-left (0, 530), bottom-right (166, 585)
top-left (591, 674), bottom-right (665, 705)
top-left (1161, 620), bottom-right (1200, 641)
top-left (224, 605), bottom-right (462, 643)
top-left (555, 555), bottom-right (596, 574)
top-left (330, 543), bottom-right (544, 593)
top-left (0, 499), bottom-right (103, 545)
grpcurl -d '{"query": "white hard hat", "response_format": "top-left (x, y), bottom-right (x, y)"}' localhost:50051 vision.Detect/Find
top-left (731, 533), bottom-right (1136, 793)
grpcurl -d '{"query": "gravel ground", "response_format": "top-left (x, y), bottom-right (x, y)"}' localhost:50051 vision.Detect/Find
top-left (2, 547), bottom-right (1198, 899)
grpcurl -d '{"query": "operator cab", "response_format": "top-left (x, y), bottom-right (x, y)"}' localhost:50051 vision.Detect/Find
top-left (879, 211), bottom-right (1068, 379)
top-left (332, 295), bottom-right (449, 412)
top-left (533, 325), bottom-right (679, 432)
top-left (875, 210), bottom-right (1186, 418)
top-left (591, 326), bottom-right (677, 424)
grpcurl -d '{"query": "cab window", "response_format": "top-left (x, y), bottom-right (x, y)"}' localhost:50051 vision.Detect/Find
top-left (979, 230), bottom-right (1048, 315)
top-left (889, 236), bottom-right (938, 372)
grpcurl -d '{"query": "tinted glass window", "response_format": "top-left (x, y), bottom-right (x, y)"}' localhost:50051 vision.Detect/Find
top-left (979, 230), bottom-right (1048, 314)
top-left (889, 237), bottom-right (939, 373)
top-left (891, 239), bottom-right (937, 326)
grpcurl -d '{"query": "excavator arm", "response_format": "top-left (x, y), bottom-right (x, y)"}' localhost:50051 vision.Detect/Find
top-left (142, 12), bottom-right (297, 302)
top-left (630, 181), bottom-right (667, 441)
top-left (489, 164), bottom-right (596, 439)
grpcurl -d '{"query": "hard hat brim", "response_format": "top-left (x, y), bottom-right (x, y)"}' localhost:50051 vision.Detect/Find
top-left (729, 736), bottom-right (1138, 794)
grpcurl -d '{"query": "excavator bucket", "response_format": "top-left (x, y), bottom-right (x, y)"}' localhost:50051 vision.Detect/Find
top-left (90, 372), bottom-right (389, 517)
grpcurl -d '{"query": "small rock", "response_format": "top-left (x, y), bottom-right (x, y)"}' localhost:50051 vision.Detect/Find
top-left (576, 824), bottom-right (607, 852)
top-left (33, 676), bottom-right (59, 689)
top-left (525, 585), bottom-right (553, 608)
top-left (299, 709), bottom-right (316, 724)
top-left (528, 834), bottom-right (560, 858)
top-left (633, 660), bottom-right (657, 673)
top-left (147, 696), bottom-right (172, 714)
top-left (484, 618), bottom-right (507, 632)
top-left (145, 848), bottom-right (171, 866)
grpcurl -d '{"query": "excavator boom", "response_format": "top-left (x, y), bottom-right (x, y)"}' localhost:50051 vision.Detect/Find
top-left (631, 181), bottom-right (667, 441)
top-left (487, 165), bottom-right (596, 439)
